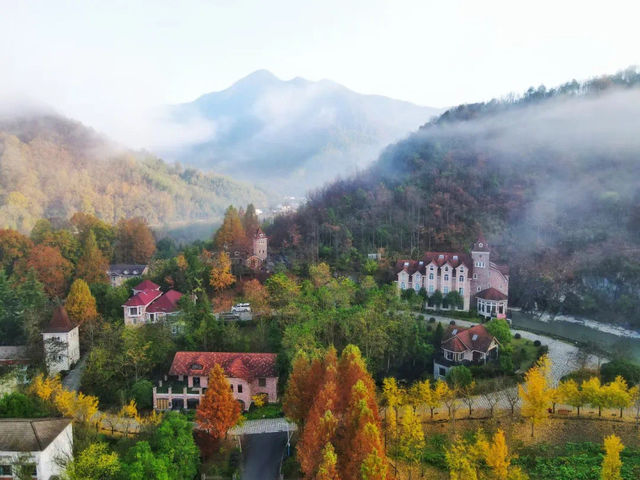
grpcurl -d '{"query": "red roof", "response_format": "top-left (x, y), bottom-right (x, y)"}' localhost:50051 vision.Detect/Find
top-left (169, 352), bottom-right (278, 381)
top-left (396, 252), bottom-right (471, 275)
top-left (133, 280), bottom-right (160, 292)
top-left (442, 324), bottom-right (497, 353)
top-left (476, 287), bottom-right (508, 301)
top-left (43, 306), bottom-right (75, 333)
top-left (146, 290), bottom-right (183, 313)
top-left (123, 289), bottom-right (162, 307)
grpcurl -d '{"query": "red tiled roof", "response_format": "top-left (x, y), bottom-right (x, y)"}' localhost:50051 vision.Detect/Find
top-left (134, 280), bottom-right (160, 292)
top-left (442, 324), bottom-right (497, 353)
top-left (43, 306), bottom-right (75, 333)
top-left (476, 287), bottom-right (508, 301)
top-left (169, 352), bottom-right (278, 381)
top-left (146, 290), bottom-right (183, 313)
top-left (396, 252), bottom-right (471, 275)
top-left (255, 227), bottom-right (266, 238)
top-left (123, 289), bottom-right (162, 307)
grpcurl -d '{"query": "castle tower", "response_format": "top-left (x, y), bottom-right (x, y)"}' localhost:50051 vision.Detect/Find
top-left (470, 232), bottom-right (491, 294)
top-left (42, 306), bottom-right (80, 375)
top-left (252, 227), bottom-right (268, 262)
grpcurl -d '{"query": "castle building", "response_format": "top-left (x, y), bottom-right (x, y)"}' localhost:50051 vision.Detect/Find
top-left (42, 307), bottom-right (80, 375)
top-left (396, 234), bottom-right (509, 318)
top-left (246, 227), bottom-right (268, 270)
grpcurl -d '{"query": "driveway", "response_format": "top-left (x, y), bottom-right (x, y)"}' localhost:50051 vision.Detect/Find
top-left (241, 432), bottom-right (288, 480)
top-left (62, 355), bottom-right (87, 391)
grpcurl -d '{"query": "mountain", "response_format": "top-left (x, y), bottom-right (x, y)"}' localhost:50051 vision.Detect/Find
top-left (270, 67), bottom-right (640, 327)
top-left (160, 70), bottom-right (441, 196)
top-left (0, 112), bottom-right (267, 234)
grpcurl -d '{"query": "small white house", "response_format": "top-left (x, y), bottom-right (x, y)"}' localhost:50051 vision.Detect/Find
top-left (0, 418), bottom-right (72, 480)
top-left (42, 307), bottom-right (80, 375)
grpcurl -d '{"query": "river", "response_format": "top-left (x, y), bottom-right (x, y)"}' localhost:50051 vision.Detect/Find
top-left (510, 309), bottom-right (640, 363)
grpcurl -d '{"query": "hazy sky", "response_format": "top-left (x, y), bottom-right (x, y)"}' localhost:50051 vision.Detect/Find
top-left (2, 0), bottom-right (639, 146)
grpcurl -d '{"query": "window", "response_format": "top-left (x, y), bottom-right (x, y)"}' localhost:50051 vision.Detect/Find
top-left (429, 285), bottom-right (434, 293)
top-left (459, 288), bottom-right (464, 295)
top-left (401, 282), bottom-right (405, 289)
top-left (459, 267), bottom-right (464, 273)
top-left (190, 363), bottom-right (203, 370)
top-left (430, 266), bottom-right (434, 271)
top-left (459, 276), bottom-right (464, 282)
top-left (473, 273), bottom-right (478, 279)
top-left (429, 273), bottom-right (434, 280)
top-left (477, 286), bottom-right (481, 292)
top-left (414, 283), bottom-right (420, 291)
top-left (237, 384), bottom-right (243, 393)
top-left (439, 367), bottom-right (446, 376)
top-left (230, 384), bottom-right (234, 391)
top-left (443, 286), bottom-right (449, 294)
top-left (129, 307), bottom-right (139, 316)
top-left (258, 378), bottom-right (266, 387)
top-left (0, 465), bottom-right (11, 475)
top-left (446, 351), bottom-right (453, 360)
top-left (444, 274), bottom-right (449, 281)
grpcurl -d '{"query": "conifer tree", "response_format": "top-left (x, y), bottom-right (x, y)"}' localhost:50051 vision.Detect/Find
top-left (195, 364), bottom-right (241, 440)
top-left (214, 206), bottom-right (247, 251)
top-left (75, 230), bottom-right (109, 284)
top-left (283, 352), bottom-right (313, 424)
top-left (601, 434), bottom-right (623, 480)
top-left (243, 203), bottom-right (260, 238)
top-left (209, 251), bottom-right (235, 291)
top-left (485, 429), bottom-right (510, 480)
top-left (316, 443), bottom-right (340, 480)
top-left (65, 278), bottom-right (98, 325)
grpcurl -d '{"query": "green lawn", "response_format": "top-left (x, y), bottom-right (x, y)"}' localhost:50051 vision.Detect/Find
top-left (511, 337), bottom-right (542, 372)
top-left (243, 402), bottom-right (284, 420)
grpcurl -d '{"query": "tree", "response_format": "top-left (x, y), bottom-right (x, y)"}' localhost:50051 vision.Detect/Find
top-left (316, 443), bottom-right (340, 480)
top-left (75, 230), bottom-right (109, 284)
top-left (518, 355), bottom-right (553, 437)
top-left (444, 290), bottom-right (464, 310)
top-left (445, 437), bottom-right (478, 480)
top-left (582, 377), bottom-right (606, 417)
top-left (118, 400), bottom-right (141, 437)
top-left (430, 289), bottom-right (443, 309)
top-left (283, 352), bottom-right (314, 424)
top-left (0, 229), bottom-right (33, 274)
top-left (486, 318), bottom-right (512, 345)
top-left (242, 279), bottom-right (269, 315)
top-left (603, 376), bottom-right (633, 418)
top-left (65, 279), bottom-right (98, 325)
top-left (149, 412), bottom-right (200, 480)
top-left (65, 442), bottom-right (121, 480)
top-left (131, 379), bottom-right (154, 410)
top-left (485, 429), bottom-right (510, 480)
top-left (209, 251), bottom-right (235, 291)
top-left (557, 379), bottom-right (586, 416)
top-left (214, 205), bottom-right (247, 251)
top-left (601, 434), bottom-right (623, 480)
top-left (15, 244), bottom-right (72, 297)
top-left (195, 363), bottom-right (241, 440)
top-left (115, 218), bottom-right (156, 264)
top-left (120, 441), bottom-right (169, 480)
top-left (266, 272), bottom-right (301, 309)
top-left (0, 392), bottom-right (50, 418)
top-left (426, 380), bottom-right (447, 419)
top-left (601, 359), bottom-right (640, 386)
top-left (397, 406), bottom-right (425, 479)
top-left (243, 203), bottom-right (260, 238)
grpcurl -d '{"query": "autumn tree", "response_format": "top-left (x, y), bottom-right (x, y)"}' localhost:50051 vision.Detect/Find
top-left (15, 244), bottom-right (72, 298)
top-left (209, 251), bottom-right (236, 291)
top-left (603, 376), bottom-right (633, 418)
top-left (445, 437), bottom-right (478, 480)
top-left (283, 352), bottom-right (315, 424)
top-left (243, 203), bottom-right (260, 238)
top-left (397, 405), bottom-right (425, 479)
top-left (65, 279), bottom-right (98, 325)
top-left (65, 442), bottom-right (121, 480)
top-left (519, 355), bottom-right (554, 437)
top-left (582, 377), bottom-right (606, 417)
top-left (214, 206), bottom-right (247, 251)
top-left (485, 429), bottom-right (510, 480)
top-left (75, 230), bottom-right (109, 284)
top-left (242, 278), bottom-right (269, 315)
top-left (195, 363), bottom-right (241, 440)
top-left (557, 379), bottom-right (586, 416)
top-left (0, 229), bottom-right (33, 274)
top-left (316, 443), bottom-right (340, 480)
top-left (114, 217), bottom-right (156, 264)
top-left (601, 434), bottom-right (623, 480)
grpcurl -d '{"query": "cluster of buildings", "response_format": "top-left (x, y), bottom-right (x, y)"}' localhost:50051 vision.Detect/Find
top-left (395, 235), bottom-right (509, 319)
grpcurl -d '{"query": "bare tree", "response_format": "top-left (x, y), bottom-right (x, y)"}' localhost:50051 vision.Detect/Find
top-left (482, 390), bottom-right (501, 418)
top-left (502, 387), bottom-right (520, 418)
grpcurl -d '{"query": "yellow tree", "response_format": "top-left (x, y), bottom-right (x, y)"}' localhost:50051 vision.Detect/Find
top-left (485, 429), bottom-right (510, 480)
top-left (603, 376), bottom-right (633, 418)
top-left (582, 377), bottom-right (606, 417)
top-left (65, 279), bottom-right (98, 325)
top-left (445, 437), bottom-right (478, 480)
top-left (397, 405), bottom-right (425, 480)
top-left (518, 355), bottom-right (553, 437)
top-left (601, 434), bottom-right (624, 480)
top-left (209, 251), bottom-right (236, 291)
top-left (118, 400), bottom-right (141, 436)
top-left (316, 442), bottom-right (340, 480)
top-left (427, 380), bottom-right (446, 419)
top-left (381, 377), bottom-right (405, 444)
top-left (557, 379), bottom-right (586, 416)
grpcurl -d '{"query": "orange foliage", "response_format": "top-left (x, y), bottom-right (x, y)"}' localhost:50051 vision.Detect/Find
top-left (195, 364), bottom-right (241, 440)
top-left (114, 217), bottom-right (156, 264)
top-left (0, 229), bottom-right (33, 272)
top-left (15, 244), bottom-right (72, 297)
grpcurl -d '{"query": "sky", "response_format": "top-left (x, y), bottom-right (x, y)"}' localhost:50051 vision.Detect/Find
top-left (1, 0), bottom-right (639, 147)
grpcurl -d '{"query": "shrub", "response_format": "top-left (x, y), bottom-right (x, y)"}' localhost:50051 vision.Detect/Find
top-left (449, 320), bottom-right (456, 325)
top-left (601, 359), bottom-right (640, 385)
top-left (533, 340), bottom-right (541, 347)
top-left (514, 333), bottom-right (521, 339)
top-left (429, 317), bottom-right (436, 323)
top-left (130, 380), bottom-right (153, 410)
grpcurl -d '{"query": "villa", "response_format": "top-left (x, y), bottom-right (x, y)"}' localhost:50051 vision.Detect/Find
top-left (122, 280), bottom-right (183, 326)
top-left (433, 324), bottom-right (500, 379)
top-left (153, 352), bottom-right (278, 411)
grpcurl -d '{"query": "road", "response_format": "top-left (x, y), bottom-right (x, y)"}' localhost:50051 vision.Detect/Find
top-left (241, 432), bottom-right (288, 480)
top-left (62, 355), bottom-right (87, 391)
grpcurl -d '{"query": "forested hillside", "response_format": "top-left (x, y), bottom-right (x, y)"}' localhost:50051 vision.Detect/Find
top-left (270, 68), bottom-right (640, 326)
top-left (0, 113), bottom-right (267, 233)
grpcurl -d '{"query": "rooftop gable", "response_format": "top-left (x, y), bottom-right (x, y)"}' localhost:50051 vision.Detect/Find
top-left (146, 290), bottom-right (183, 314)
top-left (442, 324), bottom-right (497, 353)
top-left (0, 418), bottom-right (71, 452)
top-left (169, 352), bottom-right (278, 381)
top-left (43, 306), bottom-right (75, 333)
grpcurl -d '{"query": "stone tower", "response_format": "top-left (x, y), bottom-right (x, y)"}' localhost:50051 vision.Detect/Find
top-left (252, 227), bottom-right (268, 262)
top-left (470, 232), bottom-right (491, 293)
top-left (42, 306), bottom-right (80, 375)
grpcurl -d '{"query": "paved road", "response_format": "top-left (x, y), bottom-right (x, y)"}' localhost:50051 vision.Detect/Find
top-left (229, 418), bottom-right (297, 435)
top-left (241, 432), bottom-right (288, 480)
top-left (62, 355), bottom-right (87, 391)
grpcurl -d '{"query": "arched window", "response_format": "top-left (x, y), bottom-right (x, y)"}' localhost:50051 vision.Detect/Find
top-left (459, 276), bottom-right (464, 282)
top-left (429, 273), bottom-right (434, 280)
top-left (444, 274), bottom-right (449, 281)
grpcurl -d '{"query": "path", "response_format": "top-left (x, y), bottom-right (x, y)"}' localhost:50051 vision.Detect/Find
top-left (62, 355), bottom-right (87, 391)
top-left (229, 417), bottom-right (297, 435)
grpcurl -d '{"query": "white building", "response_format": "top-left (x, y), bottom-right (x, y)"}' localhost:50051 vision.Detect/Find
top-left (42, 307), bottom-right (80, 375)
top-left (107, 264), bottom-right (148, 287)
top-left (0, 418), bottom-right (72, 480)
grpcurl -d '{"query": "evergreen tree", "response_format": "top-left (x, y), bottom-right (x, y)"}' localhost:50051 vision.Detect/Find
top-left (315, 443), bottom-right (340, 480)
top-left (75, 230), bottom-right (109, 284)
top-left (65, 279), bottom-right (98, 325)
top-left (243, 203), bottom-right (260, 238)
top-left (214, 206), bottom-right (247, 251)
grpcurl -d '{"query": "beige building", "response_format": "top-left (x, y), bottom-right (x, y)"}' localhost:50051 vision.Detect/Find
top-left (42, 307), bottom-right (80, 375)
top-left (396, 235), bottom-right (509, 316)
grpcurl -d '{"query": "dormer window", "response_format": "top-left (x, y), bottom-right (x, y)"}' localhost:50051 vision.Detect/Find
top-left (123, 270), bottom-right (129, 275)
top-left (430, 266), bottom-right (434, 271)
top-left (459, 267), bottom-right (464, 273)
top-left (438, 255), bottom-right (444, 260)
top-left (190, 363), bottom-right (203, 371)
top-left (418, 261), bottom-right (424, 265)
top-left (472, 334), bottom-right (478, 341)
top-left (479, 243), bottom-right (484, 248)
top-left (445, 266), bottom-right (448, 272)
top-left (404, 262), bottom-right (409, 267)
top-left (453, 255), bottom-right (458, 261)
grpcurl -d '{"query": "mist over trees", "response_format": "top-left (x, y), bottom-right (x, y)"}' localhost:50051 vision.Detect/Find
top-left (269, 67), bottom-right (640, 326)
